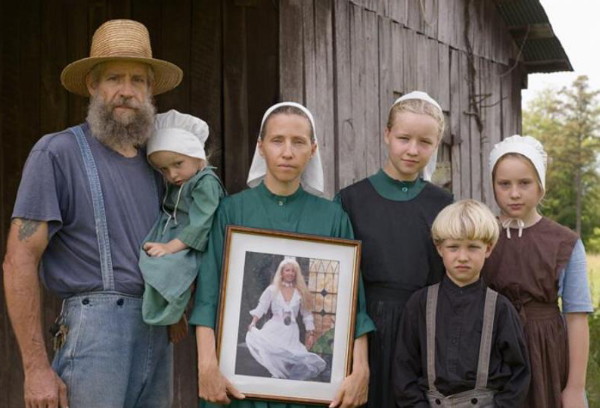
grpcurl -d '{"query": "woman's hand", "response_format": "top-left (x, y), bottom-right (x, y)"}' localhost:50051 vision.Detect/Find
top-left (329, 335), bottom-right (369, 408)
top-left (247, 316), bottom-right (258, 331)
top-left (329, 363), bottom-right (369, 408)
top-left (198, 361), bottom-right (244, 404)
top-left (196, 326), bottom-right (245, 404)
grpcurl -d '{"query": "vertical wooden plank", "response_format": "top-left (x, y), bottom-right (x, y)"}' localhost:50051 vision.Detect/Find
top-left (415, 33), bottom-right (428, 91)
top-left (426, 37), bottom-right (439, 100)
top-left (487, 61), bottom-right (503, 213)
top-left (481, 59), bottom-right (493, 207)
top-left (222, 2), bottom-right (249, 192)
top-left (391, 21), bottom-right (405, 95)
top-left (437, 43), bottom-right (450, 111)
top-left (421, 0), bottom-right (438, 39)
top-left (1, 1), bottom-right (43, 406)
top-left (159, 0), bottom-right (192, 111)
top-left (364, 9), bottom-right (380, 175)
top-left (279, 0), bottom-right (304, 102)
top-left (350, 2), bottom-right (368, 181)
top-left (389, 0), bottom-right (407, 26)
top-left (41, 0), bottom-right (68, 136)
top-left (0, 2), bottom-right (6, 406)
top-left (449, 48), bottom-right (462, 199)
top-left (454, 0), bottom-right (465, 52)
top-left (66, 1), bottom-right (90, 125)
top-left (459, 50), bottom-right (471, 198)
top-left (245, 0), bottom-right (278, 175)
top-left (514, 65), bottom-right (523, 135)
top-left (308, 0), bottom-right (336, 196)
top-left (406, 0), bottom-right (422, 32)
top-left (501, 61), bottom-right (514, 138)
top-left (437, 0), bottom-right (452, 45)
top-left (379, 17), bottom-right (393, 172)
top-left (189, 0), bottom-right (223, 177)
top-left (403, 27), bottom-right (417, 90)
top-left (469, 56), bottom-right (482, 201)
top-left (334, 0), bottom-right (356, 189)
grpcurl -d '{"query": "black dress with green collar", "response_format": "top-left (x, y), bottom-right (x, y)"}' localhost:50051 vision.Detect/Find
top-left (336, 169), bottom-right (453, 408)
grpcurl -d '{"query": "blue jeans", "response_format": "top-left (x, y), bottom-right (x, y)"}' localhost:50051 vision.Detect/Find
top-left (52, 292), bottom-right (173, 408)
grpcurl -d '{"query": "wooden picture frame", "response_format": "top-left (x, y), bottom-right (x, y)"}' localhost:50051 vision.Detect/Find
top-left (215, 226), bottom-right (362, 405)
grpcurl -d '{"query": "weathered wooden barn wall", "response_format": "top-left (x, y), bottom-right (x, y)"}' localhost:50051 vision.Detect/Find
top-left (1, 0), bottom-right (528, 406)
top-left (279, 0), bottom-right (525, 204)
top-left (0, 1), bottom-right (278, 406)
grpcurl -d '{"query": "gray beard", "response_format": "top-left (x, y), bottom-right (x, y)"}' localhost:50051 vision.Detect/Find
top-left (86, 94), bottom-right (156, 149)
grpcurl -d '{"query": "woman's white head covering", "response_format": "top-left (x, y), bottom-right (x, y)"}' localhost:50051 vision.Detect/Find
top-left (489, 135), bottom-right (547, 238)
top-left (489, 135), bottom-right (547, 190)
top-left (247, 102), bottom-right (324, 196)
top-left (390, 91), bottom-right (443, 181)
top-left (147, 109), bottom-right (209, 160)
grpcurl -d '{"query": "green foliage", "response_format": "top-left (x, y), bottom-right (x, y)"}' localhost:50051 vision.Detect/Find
top-left (523, 76), bottom-right (600, 249)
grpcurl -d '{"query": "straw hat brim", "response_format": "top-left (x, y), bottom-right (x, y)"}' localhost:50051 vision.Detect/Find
top-left (61, 56), bottom-right (183, 97)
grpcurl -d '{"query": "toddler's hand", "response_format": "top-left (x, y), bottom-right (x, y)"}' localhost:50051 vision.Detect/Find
top-left (143, 242), bottom-right (171, 257)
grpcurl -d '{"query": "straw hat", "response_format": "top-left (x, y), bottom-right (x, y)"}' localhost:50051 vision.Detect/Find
top-left (60, 19), bottom-right (183, 97)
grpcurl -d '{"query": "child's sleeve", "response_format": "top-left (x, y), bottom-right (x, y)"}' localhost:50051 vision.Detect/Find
top-left (188, 201), bottom-right (229, 329)
top-left (559, 239), bottom-right (594, 313)
top-left (492, 298), bottom-right (531, 407)
top-left (178, 175), bottom-right (225, 252)
top-left (391, 293), bottom-right (429, 408)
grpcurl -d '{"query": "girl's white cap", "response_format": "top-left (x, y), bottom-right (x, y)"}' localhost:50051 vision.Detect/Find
top-left (147, 109), bottom-right (209, 160)
top-left (489, 135), bottom-right (547, 190)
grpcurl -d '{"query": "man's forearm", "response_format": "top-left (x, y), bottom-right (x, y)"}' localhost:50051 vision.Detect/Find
top-left (3, 219), bottom-right (51, 371)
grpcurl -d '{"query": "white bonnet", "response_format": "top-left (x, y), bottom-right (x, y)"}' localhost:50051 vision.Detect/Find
top-left (147, 109), bottom-right (209, 160)
top-left (489, 135), bottom-right (547, 189)
top-left (391, 91), bottom-right (443, 181)
top-left (392, 90), bottom-right (443, 113)
top-left (247, 102), bottom-right (324, 196)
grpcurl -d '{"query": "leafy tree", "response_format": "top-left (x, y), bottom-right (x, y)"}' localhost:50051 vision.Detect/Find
top-left (523, 76), bottom-right (600, 249)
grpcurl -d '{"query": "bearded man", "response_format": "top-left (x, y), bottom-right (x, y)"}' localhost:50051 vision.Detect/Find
top-left (3, 20), bottom-right (182, 408)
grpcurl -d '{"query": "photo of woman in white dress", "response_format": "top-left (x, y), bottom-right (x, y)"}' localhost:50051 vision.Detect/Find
top-left (245, 258), bottom-right (327, 381)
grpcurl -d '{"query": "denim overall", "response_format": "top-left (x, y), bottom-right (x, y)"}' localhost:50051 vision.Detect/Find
top-left (425, 284), bottom-right (498, 407)
top-left (51, 126), bottom-right (173, 408)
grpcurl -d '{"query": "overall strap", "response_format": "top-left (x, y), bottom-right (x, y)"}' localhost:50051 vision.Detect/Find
top-left (426, 283), bottom-right (440, 391)
top-left (475, 288), bottom-right (498, 389)
top-left (70, 126), bottom-right (115, 291)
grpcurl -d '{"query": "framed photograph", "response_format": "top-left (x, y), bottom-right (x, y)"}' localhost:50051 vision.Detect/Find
top-left (216, 226), bottom-right (362, 405)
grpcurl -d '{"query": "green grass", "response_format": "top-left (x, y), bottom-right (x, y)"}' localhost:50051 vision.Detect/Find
top-left (588, 254), bottom-right (600, 405)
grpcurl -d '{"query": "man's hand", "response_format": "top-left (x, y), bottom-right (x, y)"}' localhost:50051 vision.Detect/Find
top-left (24, 366), bottom-right (68, 408)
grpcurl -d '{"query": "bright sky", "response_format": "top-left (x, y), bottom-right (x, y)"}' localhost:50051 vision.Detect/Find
top-left (521, 0), bottom-right (600, 107)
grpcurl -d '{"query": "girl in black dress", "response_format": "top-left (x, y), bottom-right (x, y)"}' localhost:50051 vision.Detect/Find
top-left (337, 91), bottom-right (453, 408)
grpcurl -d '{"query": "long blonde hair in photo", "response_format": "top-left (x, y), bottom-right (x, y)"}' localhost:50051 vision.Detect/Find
top-left (272, 258), bottom-right (313, 310)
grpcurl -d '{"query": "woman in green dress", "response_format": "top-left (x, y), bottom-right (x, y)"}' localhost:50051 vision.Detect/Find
top-left (189, 102), bottom-right (375, 408)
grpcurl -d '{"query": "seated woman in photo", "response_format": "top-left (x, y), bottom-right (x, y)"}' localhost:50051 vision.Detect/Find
top-left (246, 258), bottom-right (326, 380)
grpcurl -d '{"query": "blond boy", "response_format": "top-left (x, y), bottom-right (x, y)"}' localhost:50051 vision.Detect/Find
top-left (393, 200), bottom-right (530, 407)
